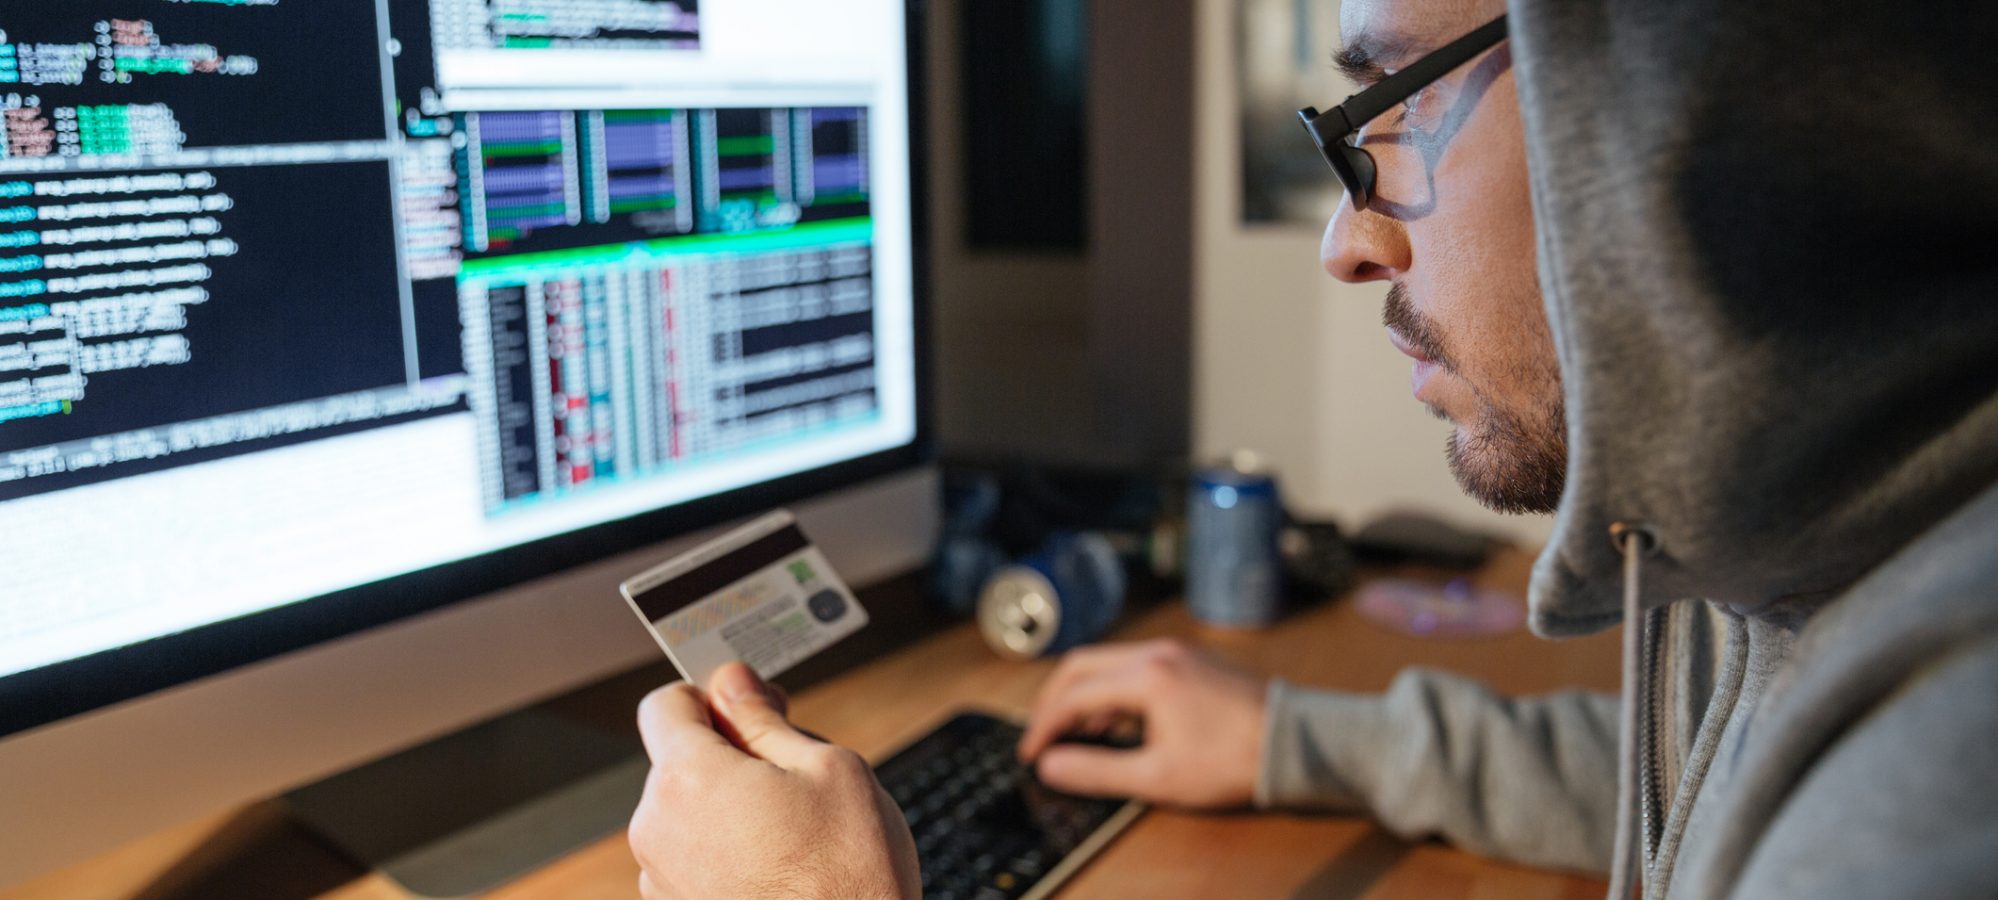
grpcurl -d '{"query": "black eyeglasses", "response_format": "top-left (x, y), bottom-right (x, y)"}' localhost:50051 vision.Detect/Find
top-left (1297, 15), bottom-right (1509, 211)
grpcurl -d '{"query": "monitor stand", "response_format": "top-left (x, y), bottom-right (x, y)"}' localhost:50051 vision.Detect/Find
top-left (131, 576), bottom-right (946, 899)
top-left (282, 708), bottom-right (647, 899)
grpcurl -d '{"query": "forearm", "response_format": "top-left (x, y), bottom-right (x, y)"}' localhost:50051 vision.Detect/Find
top-left (1257, 667), bottom-right (1620, 874)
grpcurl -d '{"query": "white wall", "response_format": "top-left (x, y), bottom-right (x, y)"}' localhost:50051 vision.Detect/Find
top-left (1188, 0), bottom-right (1551, 543)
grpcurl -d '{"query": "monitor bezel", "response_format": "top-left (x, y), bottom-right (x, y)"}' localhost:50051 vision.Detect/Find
top-left (0, 0), bottom-right (936, 739)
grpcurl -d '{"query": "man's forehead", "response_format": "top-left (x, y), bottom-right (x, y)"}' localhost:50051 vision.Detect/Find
top-left (1338, 0), bottom-right (1395, 47)
top-left (1338, 0), bottom-right (1490, 66)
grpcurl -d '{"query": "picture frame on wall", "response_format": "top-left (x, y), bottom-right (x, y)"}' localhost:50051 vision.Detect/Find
top-left (1239, 0), bottom-right (1349, 226)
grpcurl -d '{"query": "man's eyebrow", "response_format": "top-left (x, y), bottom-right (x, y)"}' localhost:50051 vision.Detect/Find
top-left (1333, 33), bottom-right (1424, 88)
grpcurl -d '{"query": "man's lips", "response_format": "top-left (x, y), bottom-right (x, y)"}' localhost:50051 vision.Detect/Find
top-left (1387, 329), bottom-right (1442, 400)
top-left (1387, 328), bottom-right (1435, 364)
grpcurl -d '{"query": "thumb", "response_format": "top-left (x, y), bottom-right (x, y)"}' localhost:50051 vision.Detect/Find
top-left (1035, 744), bottom-right (1155, 800)
top-left (706, 662), bottom-right (823, 770)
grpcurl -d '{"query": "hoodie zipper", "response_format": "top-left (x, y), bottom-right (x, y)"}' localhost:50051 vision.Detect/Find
top-left (1638, 605), bottom-right (1668, 876)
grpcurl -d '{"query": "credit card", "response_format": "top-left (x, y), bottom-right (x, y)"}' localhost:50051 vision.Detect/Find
top-left (619, 509), bottom-right (868, 688)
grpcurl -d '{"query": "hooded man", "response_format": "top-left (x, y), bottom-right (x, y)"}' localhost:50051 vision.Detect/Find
top-left (625, 1), bottom-right (1998, 897)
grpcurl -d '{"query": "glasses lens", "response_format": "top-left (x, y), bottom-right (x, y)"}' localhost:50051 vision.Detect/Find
top-left (1327, 143), bottom-right (1375, 211)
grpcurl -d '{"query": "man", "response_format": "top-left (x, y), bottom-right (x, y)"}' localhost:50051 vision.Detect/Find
top-left (628, 0), bottom-right (1998, 897)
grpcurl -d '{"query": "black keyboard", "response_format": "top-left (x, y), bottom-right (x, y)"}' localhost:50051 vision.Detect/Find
top-left (875, 712), bottom-right (1142, 900)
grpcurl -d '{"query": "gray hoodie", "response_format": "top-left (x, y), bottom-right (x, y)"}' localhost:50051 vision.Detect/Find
top-left (1256, 3), bottom-right (1998, 898)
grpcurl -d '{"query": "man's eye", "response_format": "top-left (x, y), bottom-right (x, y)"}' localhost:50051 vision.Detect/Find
top-left (1393, 87), bottom-right (1438, 131)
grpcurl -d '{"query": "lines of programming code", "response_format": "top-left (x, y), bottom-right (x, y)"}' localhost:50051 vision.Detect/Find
top-left (0, 169), bottom-right (233, 424)
top-left (399, 138), bottom-right (463, 282)
top-left (0, 4), bottom-right (441, 503)
top-left (430, 0), bottom-right (702, 52)
top-left (0, 5), bottom-right (391, 163)
top-left (0, 160), bottom-right (427, 500)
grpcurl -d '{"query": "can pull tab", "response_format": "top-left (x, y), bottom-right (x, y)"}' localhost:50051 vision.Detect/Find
top-left (978, 567), bottom-right (1062, 660)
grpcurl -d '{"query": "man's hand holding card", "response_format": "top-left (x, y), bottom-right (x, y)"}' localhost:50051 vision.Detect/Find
top-left (620, 510), bottom-right (916, 900)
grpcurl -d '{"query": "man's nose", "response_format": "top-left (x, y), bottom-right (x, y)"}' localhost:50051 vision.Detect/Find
top-left (1320, 200), bottom-right (1408, 285)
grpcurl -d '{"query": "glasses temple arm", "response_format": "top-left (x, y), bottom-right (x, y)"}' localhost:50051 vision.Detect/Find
top-left (1337, 14), bottom-right (1509, 131)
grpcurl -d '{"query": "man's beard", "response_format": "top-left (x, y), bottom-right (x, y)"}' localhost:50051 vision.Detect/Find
top-left (1383, 285), bottom-right (1567, 515)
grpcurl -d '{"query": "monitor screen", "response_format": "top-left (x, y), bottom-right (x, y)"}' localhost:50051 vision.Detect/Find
top-left (0, 1), bottom-right (921, 688)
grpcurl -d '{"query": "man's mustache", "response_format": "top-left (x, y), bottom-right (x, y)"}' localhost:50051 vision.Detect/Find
top-left (1382, 284), bottom-right (1454, 370)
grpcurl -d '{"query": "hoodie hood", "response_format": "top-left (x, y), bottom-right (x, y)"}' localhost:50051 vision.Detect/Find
top-left (1505, 1), bottom-right (1998, 635)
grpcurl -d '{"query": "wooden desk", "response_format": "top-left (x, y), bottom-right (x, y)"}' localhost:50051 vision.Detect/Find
top-left (6, 548), bottom-right (1617, 899)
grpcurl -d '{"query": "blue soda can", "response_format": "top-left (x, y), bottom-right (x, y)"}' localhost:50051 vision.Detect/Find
top-left (1186, 455), bottom-right (1283, 627)
top-left (977, 532), bottom-right (1126, 659)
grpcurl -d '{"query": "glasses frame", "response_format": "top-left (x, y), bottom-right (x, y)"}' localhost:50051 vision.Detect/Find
top-left (1297, 15), bottom-right (1509, 211)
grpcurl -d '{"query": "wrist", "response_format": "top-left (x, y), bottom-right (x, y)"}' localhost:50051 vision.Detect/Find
top-left (1251, 677), bottom-right (1287, 809)
top-left (1254, 679), bottom-right (1379, 813)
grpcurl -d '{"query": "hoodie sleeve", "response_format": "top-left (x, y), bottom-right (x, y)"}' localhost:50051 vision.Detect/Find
top-left (1256, 668), bottom-right (1620, 875)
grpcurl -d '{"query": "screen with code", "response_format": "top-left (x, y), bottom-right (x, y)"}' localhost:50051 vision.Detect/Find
top-left (0, 0), bottom-right (918, 681)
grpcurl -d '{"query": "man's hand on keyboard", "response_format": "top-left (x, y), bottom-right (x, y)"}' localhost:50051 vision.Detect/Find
top-left (1018, 639), bottom-right (1269, 809)
top-left (630, 662), bottom-right (919, 900)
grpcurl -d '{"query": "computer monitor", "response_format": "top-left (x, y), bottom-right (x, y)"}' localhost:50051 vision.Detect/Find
top-left (0, 0), bottom-right (932, 885)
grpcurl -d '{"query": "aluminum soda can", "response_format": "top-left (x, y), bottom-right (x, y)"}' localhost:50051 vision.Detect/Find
top-left (1185, 454), bottom-right (1283, 627)
top-left (976, 532), bottom-right (1126, 659)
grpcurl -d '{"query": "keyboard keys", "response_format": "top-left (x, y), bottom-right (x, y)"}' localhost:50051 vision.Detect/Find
top-left (875, 713), bottom-right (1131, 899)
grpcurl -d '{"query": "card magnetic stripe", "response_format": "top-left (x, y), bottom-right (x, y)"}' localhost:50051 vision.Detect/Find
top-left (630, 523), bottom-right (812, 621)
